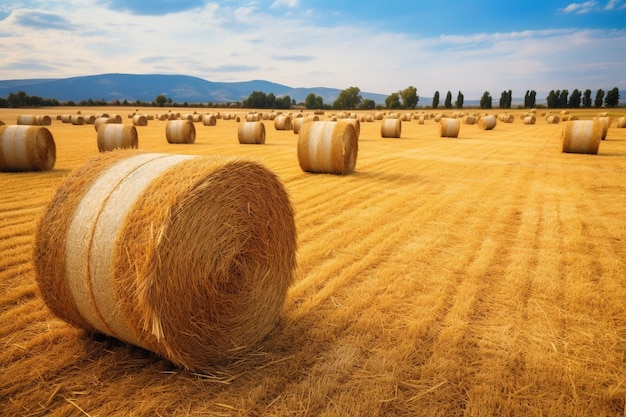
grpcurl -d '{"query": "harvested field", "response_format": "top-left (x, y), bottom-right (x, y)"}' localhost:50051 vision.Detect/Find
top-left (1, 107), bottom-right (626, 416)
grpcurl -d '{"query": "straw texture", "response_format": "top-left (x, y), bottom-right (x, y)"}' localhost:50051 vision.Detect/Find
top-left (561, 119), bottom-right (603, 154)
top-left (381, 118), bottom-right (402, 138)
top-left (0, 125), bottom-right (56, 171)
top-left (166, 120), bottom-right (196, 144)
top-left (237, 121), bottom-right (266, 144)
top-left (297, 121), bottom-right (358, 174)
top-left (97, 124), bottom-right (139, 152)
top-left (439, 118), bottom-right (461, 138)
top-left (17, 114), bottom-right (52, 126)
top-left (33, 150), bottom-right (297, 371)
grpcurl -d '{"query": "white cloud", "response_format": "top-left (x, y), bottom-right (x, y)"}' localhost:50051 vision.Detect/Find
top-left (271, 0), bottom-right (299, 8)
top-left (560, 1), bottom-right (599, 14)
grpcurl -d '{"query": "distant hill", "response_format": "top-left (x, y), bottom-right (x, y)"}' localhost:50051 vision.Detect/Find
top-left (0, 73), bottom-right (388, 106)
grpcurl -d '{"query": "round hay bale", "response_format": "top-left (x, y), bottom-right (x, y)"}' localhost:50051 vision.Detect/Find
top-left (202, 114), bottom-right (217, 126)
top-left (166, 120), bottom-right (196, 144)
top-left (463, 115), bottom-right (476, 125)
top-left (83, 115), bottom-right (96, 124)
top-left (132, 115), bottom-right (148, 127)
top-left (274, 114), bottom-right (292, 130)
top-left (439, 118), bottom-right (461, 138)
top-left (561, 119), bottom-right (603, 154)
top-left (546, 115), bottom-right (560, 124)
top-left (109, 114), bottom-right (123, 123)
top-left (381, 118), bottom-right (402, 138)
top-left (477, 115), bottom-right (497, 130)
top-left (237, 122), bottom-right (266, 144)
top-left (297, 121), bottom-right (358, 174)
top-left (60, 114), bottom-right (72, 123)
top-left (594, 116), bottom-right (610, 140)
top-left (0, 125), bottom-right (56, 171)
top-left (523, 115), bottom-right (536, 125)
top-left (246, 113), bottom-right (261, 122)
top-left (71, 115), bottom-right (84, 125)
top-left (97, 124), bottom-right (139, 152)
top-left (17, 115), bottom-right (52, 126)
top-left (94, 117), bottom-right (118, 132)
top-left (616, 117), bottom-right (626, 128)
top-left (33, 150), bottom-right (297, 371)
top-left (341, 118), bottom-right (360, 138)
top-left (292, 117), bottom-right (305, 135)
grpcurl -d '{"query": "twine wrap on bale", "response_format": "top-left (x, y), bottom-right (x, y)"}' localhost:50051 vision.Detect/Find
top-left (561, 119), bottom-right (603, 155)
top-left (0, 125), bottom-right (56, 172)
top-left (478, 115), bottom-right (497, 130)
top-left (297, 121), bottom-right (358, 175)
top-left (439, 118), bottom-right (461, 138)
top-left (381, 118), bottom-right (402, 138)
top-left (17, 115), bottom-right (52, 126)
top-left (33, 150), bottom-right (297, 371)
top-left (166, 120), bottom-right (196, 144)
top-left (237, 122), bottom-right (266, 144)
top-left (97, 124), bottom-right (139, 152)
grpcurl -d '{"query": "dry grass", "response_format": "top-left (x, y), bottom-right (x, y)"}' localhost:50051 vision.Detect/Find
top-left (1, 106), bottom-right (626, 416)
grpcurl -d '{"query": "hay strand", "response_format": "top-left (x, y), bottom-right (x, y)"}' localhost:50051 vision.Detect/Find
top-left (561, 119), bottom-right (603, 154)
top-left (237, 122), bottom-right (266, 144)
top-left (0, 125), bottom-right (56, 171)
top-left (165, 120), bottom-right (196, 144)
top-left (97, 124), bottom-right (139, 152)
top-left (33, 150), bottom-right (297, 371)
top-left (297, 121), bottom-right (358, 174)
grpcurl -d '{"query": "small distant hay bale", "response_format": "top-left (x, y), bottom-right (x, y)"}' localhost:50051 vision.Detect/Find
top-left (274, 114), bottom-right (292, 130)
top-left (33, 150), bottom-right (297, 371)
top-left (594, 116), bottom-right (610, 140)
top-left (616, 117), bottom-right (626, 128)
top-left (292, 117), bottom-right (306, 134)
top-left (463, 115), bottom-right (476, 125)
top-left (181, 114), bottom-right (193, 121)
top-left (109, 114), bottom-right (123, 123)
top-left (381, 118), bottom-right (402, 138)
top-left (132, 115), bottom-right (148, 126)
top-left (166, 120), bottom-right (196, 144)
top-left (0, 125), bottom-right (56, 171)
top-left (238, 122), bottom-right (266, 144)
top-left (341, 118), bottom-right (360, 138)
top-left (246, 113), bottom-right (261, 122)
top-left (94, 117), bottom-right (118, 132)
top-left (298, 121), bottom-right (358, 174)
top-left (97, 124), bottom-right (139, 152)
top-left (71, 115), bottom-right (84, 125)
top-left (202, 114), bottom-right (217, 126)
top-left (523, 115), bottom-right (536, 125)
top-left (60, 114), bottom-right (73, 123)
top-left (439, 118), bottom-right (461, 138)
top-left (477, 115), bottom-right (497, 130)
top-left (561, 119), bottom-right (603, 154)
top-left (83, 115), bottom-right (96, 124)
top-left (192, 114), bottom-right (203, 123)
top-left (17, 115), bottom-right (52, 126)
top-left (498, 113), bottom-right (514, 123)
top-left (546, 115), bottom-right (560, 124)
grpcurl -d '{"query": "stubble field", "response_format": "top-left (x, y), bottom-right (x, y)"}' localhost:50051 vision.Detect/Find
top-left (1, 106), bottom-right (625, 416)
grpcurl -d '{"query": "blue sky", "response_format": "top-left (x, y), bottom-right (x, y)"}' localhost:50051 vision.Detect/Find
top-left (0, 0), bottom-right (624, 99)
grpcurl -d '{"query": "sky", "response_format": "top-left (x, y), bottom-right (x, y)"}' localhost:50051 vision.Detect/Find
top-left (0, 0), bottom-right (625, 99)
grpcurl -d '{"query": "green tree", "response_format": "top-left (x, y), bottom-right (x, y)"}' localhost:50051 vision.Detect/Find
top-left (242, 90), bottom-right (267, 108)
top-left (444, 91), bottom-right (452, 109)
top-left (455, 91), bottom-right (464, 109)
top-left (480, 91), bottom-right (492, 109)
top-left (385, 92), bottom-right (402, 109)
top-left (569, 89), bottom-right (581, 108)
top-left (305, 93), bottom-right (324, 109)
top-left (582, 89), bottom-right (592, 108)
top-left (399, 86), bottom-right (418, 109)
top-left (333, 86), bottom-right (362, 109)
top-left (528, 90), bottom-right (536, 108)
top-left (499, 90), bottom-right (512, 109)
top-left (594, 89), bottom-right (605, 108)
top-left (275, 95), bottom-right (292, 109)
top-left (605, 87), bottom-right (620, 107)
top-left (558, 90), bottom-right (569, 108)
top-left (432, 91), bottom-right (440, 109)
top-left (359, 98), bottom-right (376, 110)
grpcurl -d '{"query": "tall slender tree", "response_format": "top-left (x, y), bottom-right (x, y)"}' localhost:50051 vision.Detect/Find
top-left (432, 91), bottom-right (440, 109)
top-left (594, 89), bottom-right (605, 108)
top-left (444, 91), bottom-right (452, 109)
top-left (480, 91), bottom-right (492, 109)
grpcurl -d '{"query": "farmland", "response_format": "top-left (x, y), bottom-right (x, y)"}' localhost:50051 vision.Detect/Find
top-left (1, 106), bottom-right (625, 416)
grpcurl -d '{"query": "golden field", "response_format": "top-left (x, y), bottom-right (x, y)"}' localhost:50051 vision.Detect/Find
top-left (1, 106), bottom-right (625, 416)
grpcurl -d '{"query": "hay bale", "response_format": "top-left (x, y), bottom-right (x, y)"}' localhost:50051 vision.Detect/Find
top-left (33, 150), bottom-right (297, 371)
top-left (340, 118), bottom-right (360, 139)
top-left (477, 115), bottom-right (497, 130)
top-left (546, 115), bottom-right (560, 124)
top-left (97, 124), bottom-right (139, 152)
top-left (523, 115), bottom-right (536, 125)
top-left (94, 117), bottom-right (118, 132)
top-left (616, 117), bottom-right (626, 128)
top-left (238, 122), bottom-right (266, 144)
top-left (0, 125), bottom-right (56, 171)
top-left (297, 121), bottom-right (358, 174)
top-left (17, 115), bottom-right (52, 126)
top-left (202, 114), bottom-right (217, 126)
top-left (463, 115), bottom-right (476, 125)
top-left (71, 115), bottom-right (84, 125)
top-left (60, 114), bottom-right (72, 123)
top-left (274, 114), bottom-right (292, 130)
top-left (381, 118), bottom-right (402, 138)
top-left (132, 115), bottom-right (148, 127)
top-left (439, 118), bottom-right (461, 138)
top-left (166, 120), bottom-right (196, 144)
top-left (83, 114), bottom-right (96, 124)
top-left (561, 119), bottom-right (603, 154)
top-left (292, 117), bottom-right (305, 135)
top-left (594, 116), bottom-right (610, 140)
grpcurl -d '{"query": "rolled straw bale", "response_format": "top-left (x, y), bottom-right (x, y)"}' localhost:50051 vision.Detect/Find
top-left (202, 114), bottom-right (217, 126)
top-left (17, 114), bottom-right (52, 126)
top-left (238, 122), bottom-right (266, 144)
top-left (463, 115), bottom-right (476, 125)
top-left (292, 117), bottom-right (305, 134)
top-left (297, 121), bottom-right (358, 174)
top-left (498, 113), bottom-right (514, 123)
top-left (33, 150), bottom-right (296, 371)
top-left (97, 124), bottom-right (139, 152)
top-left (616, 117), bottom-right (626, 128)
top-left (477, 115), bottom-right (497, 130)
top-left (439, 118), bottom-right (461, 138)
top-left (274, 114), bottom-right (292, 130)
top-left (523, 115), bottom-right (536, 125)
top-left (83, 114), bottom-right (96, 124)
top-left (192, 114), bottom-right (203, 123)
top-left (94, 117), bottom-right (117, 132)
top-left (166, 120), bottom-right (196, 144)
top-left (109, 114), bottom-right (123, 123)
top-left (594, 116), bottom-right (610, 140)
top-left (341, 118), bottom-right (360, 138)
top-left (60, 114), bottom-right (72, 123)
top-left (246, 113), bottom-right (261, 122)
top-left (132, 115), bottom-right (148, 127)
top-left (381, 118), bottom-right (402, 138)
top-left (71, 115), bottom-right (84, 125)
top-left (546, 115), bottom-right (560, 124)
top-left (561, 119), bottom-right (603, 154)
top-left (0, 125), bottom-right (56, 171)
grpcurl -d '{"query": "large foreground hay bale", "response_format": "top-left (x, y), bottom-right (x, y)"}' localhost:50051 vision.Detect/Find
top-left (166, 120), bottom-right (196, 144)
top-left (0, 125), bottom-right (56, 171)
top-left (97, 124), bottom-right (139, 152)
top-left (298, 121), bottom-right (358, 174)
top-left (439, 118), bottom-right (461, 138)
top-left (561, 119), bottom-right (603, 154)
top-left (478, 115), bottom-right (497, 130)
top-left (238, 121), bottom-right (266, 144)
top-left (33, 150), bottom-right (297, 371)
top-left (381, 118), bottom-right (402, 138)
top-left (17, 114), bottom-right (52, 126)
top-left (341, 118), bottom-right (360, 138)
